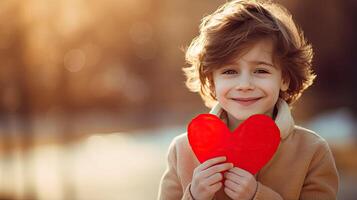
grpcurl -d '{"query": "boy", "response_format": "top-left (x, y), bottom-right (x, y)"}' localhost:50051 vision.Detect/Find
top-left (158, 0), bottom-right (339, 199)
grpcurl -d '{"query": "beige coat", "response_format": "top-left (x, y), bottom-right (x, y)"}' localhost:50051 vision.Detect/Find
top-left (157, 100), bottom-right (339, 200)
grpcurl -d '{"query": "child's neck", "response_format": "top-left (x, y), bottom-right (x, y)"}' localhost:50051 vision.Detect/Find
top-left (226, 106), bottom-right (277, 132)
top-left (227, 114), bottom-right (243, 132)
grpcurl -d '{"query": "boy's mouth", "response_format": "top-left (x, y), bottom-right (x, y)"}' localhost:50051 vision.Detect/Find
top-left (231, 97), bottom-right (262, 106)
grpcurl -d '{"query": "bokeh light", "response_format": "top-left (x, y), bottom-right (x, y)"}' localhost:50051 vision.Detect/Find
top-left (0, 0), bottom-right (356, 199)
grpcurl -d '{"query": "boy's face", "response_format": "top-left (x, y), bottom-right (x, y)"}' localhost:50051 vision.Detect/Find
top-left (212, 38), bottom-right (289, 121)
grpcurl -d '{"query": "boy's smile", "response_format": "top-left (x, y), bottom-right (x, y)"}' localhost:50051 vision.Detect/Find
top-left (230, 97), bottom-right (262, 106)
top-left (212, 38), bottom-right (289, 130)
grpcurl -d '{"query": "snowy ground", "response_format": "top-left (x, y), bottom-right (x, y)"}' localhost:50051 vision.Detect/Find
top-left (0, 126), bottom-right (184, 200)
top-left (0, 117), bottom-right (356, 200)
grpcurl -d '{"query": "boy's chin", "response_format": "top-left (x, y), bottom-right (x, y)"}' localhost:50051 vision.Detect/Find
top-left (232, 115), bottom-right (250, 121)
top-left (226, 114), bottom-right (250, 125)
top-left (227, 108), bottom-right (274, 121)
top-left (230, 111), bottom-right (260, 121)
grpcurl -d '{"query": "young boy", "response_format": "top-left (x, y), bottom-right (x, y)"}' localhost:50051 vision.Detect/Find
top-left (158, 0), bottom-right (339, 199)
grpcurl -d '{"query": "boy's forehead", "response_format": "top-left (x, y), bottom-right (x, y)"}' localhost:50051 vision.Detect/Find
top-left (227, 38), bottom-right (276, 65)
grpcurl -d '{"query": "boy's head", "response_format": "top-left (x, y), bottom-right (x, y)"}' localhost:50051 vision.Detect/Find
top-left (184, 0), bottom-right (316, 109)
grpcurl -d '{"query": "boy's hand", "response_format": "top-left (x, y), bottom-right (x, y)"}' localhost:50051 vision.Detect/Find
top-left (223, 167), bottom-right (258, 200)
top-left (190, 156), bottom-right (233, 200)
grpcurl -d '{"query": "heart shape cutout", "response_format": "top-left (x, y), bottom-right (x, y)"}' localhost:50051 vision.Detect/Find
top-left (188, 114), bottom-right (280, 175)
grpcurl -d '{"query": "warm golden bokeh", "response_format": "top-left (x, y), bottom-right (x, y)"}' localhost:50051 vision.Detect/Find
top-left (0, 0), bottom-right (356, 199)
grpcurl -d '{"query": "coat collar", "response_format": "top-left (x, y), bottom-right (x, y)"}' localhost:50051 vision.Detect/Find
top-left (209, 98), bottom-right (295, 140)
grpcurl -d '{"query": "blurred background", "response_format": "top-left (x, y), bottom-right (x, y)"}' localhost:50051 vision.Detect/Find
top-left (0, 0), bottom-right (356, 199)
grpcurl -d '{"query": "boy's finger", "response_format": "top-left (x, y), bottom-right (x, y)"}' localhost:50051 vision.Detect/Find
top-left (199, 156), bottom-right (227, 171)
top-left (229, 167), bottom-right (251, 177)
top-left (224, 172), bottom-right (241, 184)
top-left (205, 172), bottom-right (223, 185)
top-left (201, 162), bottom-right (233, 177)
top-left (209, 181), bottom-right (223, 193)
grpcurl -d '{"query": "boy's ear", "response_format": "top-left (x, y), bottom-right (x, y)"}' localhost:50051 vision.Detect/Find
top-left (280, 76), bottom-right (290, 92)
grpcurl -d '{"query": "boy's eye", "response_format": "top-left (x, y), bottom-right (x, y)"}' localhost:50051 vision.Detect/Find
top-left (255, 69), bottom-right (269, 74)
top-left (222, 69), bottom-right (237, 75)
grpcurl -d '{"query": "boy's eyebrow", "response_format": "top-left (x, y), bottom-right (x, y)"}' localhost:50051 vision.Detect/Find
top-left (251, 60), bottom-right (274, 67)
top-left (224, 60), bottom-right (275, 68)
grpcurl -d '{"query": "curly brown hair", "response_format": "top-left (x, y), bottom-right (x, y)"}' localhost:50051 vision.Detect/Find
top-left (183, 0), bottom-right (316, 108)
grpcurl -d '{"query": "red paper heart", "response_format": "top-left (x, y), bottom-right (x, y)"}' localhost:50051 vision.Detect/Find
top-left (188, 114), bottom-right (280, 175)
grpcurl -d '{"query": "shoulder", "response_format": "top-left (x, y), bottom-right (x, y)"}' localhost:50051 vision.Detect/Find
top-left (168, 133), bottom-right (190, 153)
top-left (289, 125), bottom-right (331, 154)
top-left (293, 125), bottom-right (328, 144)
top-left (172, 132), bottom-right (189, 143)
top-left (166, 132), bottom-right (199, 170)
top-left (277, 125), bottom-right (336, 174)
top-left (164, 133), bottom-right (190, 167)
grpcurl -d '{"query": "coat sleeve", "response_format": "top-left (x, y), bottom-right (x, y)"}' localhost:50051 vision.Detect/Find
top-left (252, 182), bottom-right (283, 200)
top-left (299, 141), bottom-right (339, 200)
top-left (252, 141), bottom-right (339, 200)
top-left (157, 138), bottom-right (195, 200)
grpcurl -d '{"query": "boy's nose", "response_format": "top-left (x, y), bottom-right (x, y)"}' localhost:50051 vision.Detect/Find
top-left (234, 74), bottom-right (255, 91)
